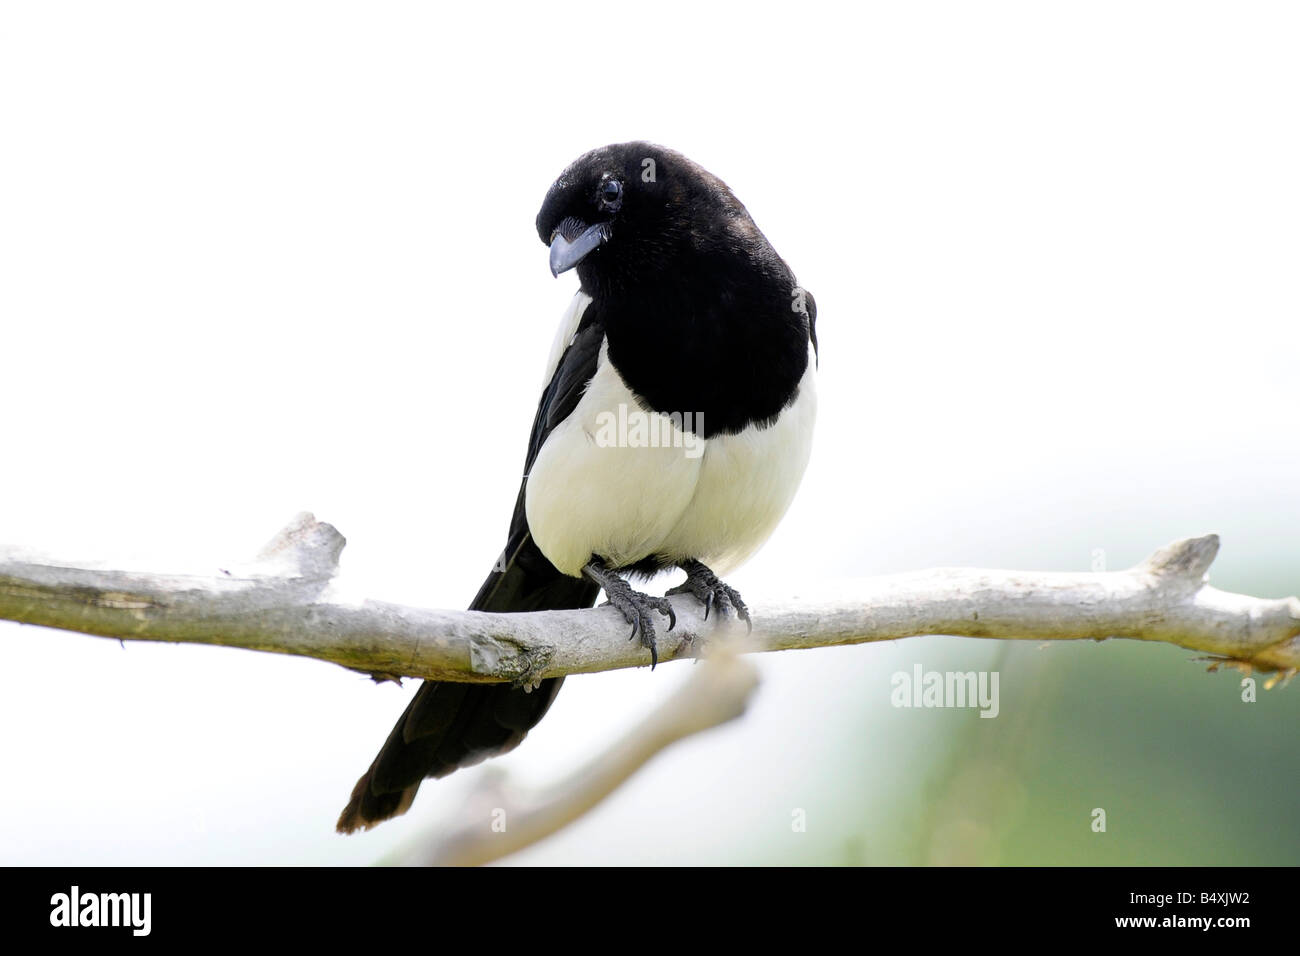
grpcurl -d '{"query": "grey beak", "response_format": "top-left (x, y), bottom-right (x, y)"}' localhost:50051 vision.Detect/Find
top-left (549, 219), bottom-right (609, 276)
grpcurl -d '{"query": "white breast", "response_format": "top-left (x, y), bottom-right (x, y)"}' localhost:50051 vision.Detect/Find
top-left (655, 352), bottom-right (817, 575)
top-left (526, 338), bottom-right (704, 576)
top-left (525, 321), bottom-right (817, 579)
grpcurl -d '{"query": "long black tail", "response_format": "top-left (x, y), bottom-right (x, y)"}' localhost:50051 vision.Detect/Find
top-left (336, 521), bottom-right (598, 833)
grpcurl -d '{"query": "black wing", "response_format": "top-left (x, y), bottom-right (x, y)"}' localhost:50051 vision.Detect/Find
top-left (337, 309), bottom-right (606, 832)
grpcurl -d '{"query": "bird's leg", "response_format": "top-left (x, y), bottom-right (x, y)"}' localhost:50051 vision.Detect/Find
top-left (667, 559), bottom-right (752, 633)
top-left (582, 557), bottom-right (675, 668)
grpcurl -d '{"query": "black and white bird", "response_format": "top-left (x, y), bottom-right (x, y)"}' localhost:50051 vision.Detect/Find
top-left (337, 142), bottom-right (818, 833)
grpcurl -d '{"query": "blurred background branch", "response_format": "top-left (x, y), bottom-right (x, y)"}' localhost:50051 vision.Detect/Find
top-left (1, 514), bottom-right (1297, 682)
top-left (387, 647), bottom-right (760, 866)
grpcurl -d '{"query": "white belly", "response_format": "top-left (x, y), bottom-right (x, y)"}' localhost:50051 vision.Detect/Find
top-left (655, 351), bottom-right (817, 575)
top-left (526, 337), bottom-right (816, 578)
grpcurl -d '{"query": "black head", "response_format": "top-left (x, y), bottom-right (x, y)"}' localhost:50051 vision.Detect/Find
top-left (535, 141), bottom-right (769, 295)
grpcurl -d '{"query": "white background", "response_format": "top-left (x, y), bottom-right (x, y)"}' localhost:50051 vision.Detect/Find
top-left (1, 2), bottom-right (1296, 864)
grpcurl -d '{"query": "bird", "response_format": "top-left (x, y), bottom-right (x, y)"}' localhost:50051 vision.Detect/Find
top-left (336, 141), bottom-right (818, 833)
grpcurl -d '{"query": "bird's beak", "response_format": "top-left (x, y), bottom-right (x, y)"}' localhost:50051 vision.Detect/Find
top-left (549, 217), bottom-right (609, 277)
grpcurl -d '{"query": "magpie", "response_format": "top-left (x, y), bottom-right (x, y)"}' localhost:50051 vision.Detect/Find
top-left (336, 142), bottom-right (818, 833)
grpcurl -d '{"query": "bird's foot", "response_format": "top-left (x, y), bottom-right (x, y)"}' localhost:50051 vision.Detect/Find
top-left (667, 560), bottom-right (752, 633)
top-left (583, 558), bottom-right (675, 668)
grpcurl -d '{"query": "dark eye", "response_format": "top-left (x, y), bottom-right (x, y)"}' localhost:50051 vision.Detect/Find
top-left (601, 180), bottom-right (623, 205)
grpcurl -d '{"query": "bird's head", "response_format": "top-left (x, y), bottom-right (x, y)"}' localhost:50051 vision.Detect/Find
top-left (535, 141), bottom-right (759, 293)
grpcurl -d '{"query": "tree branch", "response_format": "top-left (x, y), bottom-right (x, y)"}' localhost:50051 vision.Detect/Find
top-left (387, 648), bottom-right (760, 867)
top-left (2, 514), bottom-right (1297, 682)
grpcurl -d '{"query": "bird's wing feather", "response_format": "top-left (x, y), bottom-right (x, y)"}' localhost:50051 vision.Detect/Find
top-left (336, 301), bottom-right (605, 833)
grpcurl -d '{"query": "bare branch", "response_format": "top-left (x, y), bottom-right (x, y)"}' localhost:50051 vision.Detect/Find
top-left (387, 648), bottom-right (760, 867)
top-left (1, 514), bottom-right (1297, 682)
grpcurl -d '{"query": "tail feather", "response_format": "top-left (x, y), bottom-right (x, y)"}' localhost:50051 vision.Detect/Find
top-left (401, 681), bottom-right (470, 745)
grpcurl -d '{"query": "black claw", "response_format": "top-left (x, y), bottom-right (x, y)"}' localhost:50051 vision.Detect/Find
top-left (583, 558), bottom-right (673, 669)
top-left (583, 557), bottom-right (740, 669)
top-left (673, 560), bottom-right (753, 634)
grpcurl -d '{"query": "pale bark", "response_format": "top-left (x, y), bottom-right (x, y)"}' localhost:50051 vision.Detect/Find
top-left (1, 514), bottom-right (1296, 683)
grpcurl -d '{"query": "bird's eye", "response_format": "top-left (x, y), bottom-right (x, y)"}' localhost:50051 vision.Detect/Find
top-left (601, 180), bottom-right (623, 206)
